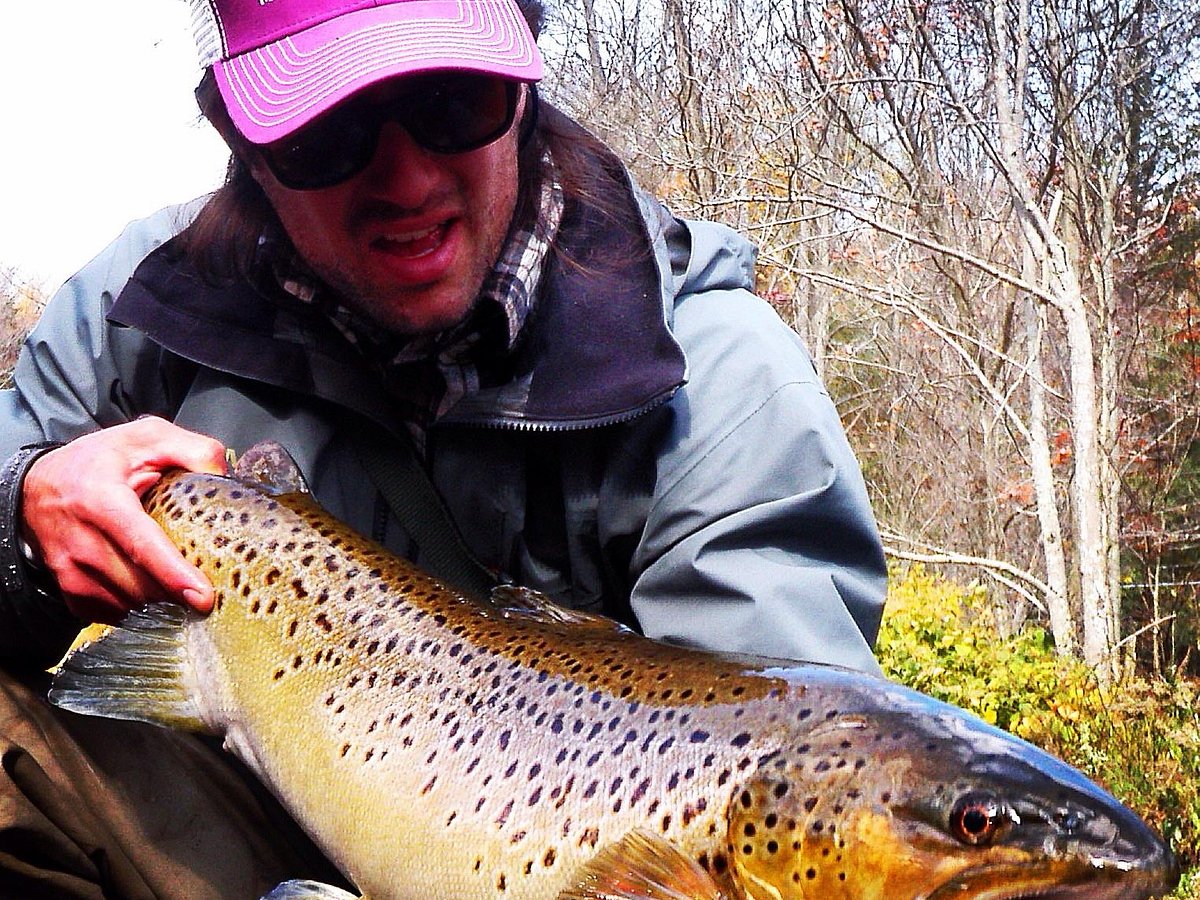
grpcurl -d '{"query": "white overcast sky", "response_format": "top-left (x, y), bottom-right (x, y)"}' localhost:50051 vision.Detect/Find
top-left (1, 1), bottom-right (229, 293)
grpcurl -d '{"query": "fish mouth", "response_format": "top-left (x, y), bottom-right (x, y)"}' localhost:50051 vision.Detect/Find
top-left (957, 889), bottom-right (1161, 900)
top-left (927, 882), bottom-right (1169, 900)
top-left (924, 857), bottom-right (1180, 900)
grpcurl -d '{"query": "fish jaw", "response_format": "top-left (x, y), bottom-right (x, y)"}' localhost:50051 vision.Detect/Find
top-left (725, 686), bottom-right (1178, 900)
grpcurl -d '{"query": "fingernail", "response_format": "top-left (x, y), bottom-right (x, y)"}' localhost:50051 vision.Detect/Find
top-left (182, 588), bottom-right (212, 613)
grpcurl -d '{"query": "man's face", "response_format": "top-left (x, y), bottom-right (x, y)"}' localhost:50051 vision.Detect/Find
top-left (249, 78), bottom-right (523, 335)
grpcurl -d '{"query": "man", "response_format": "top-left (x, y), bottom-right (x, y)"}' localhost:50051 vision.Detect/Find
top-left (0, 0), bottom-right (886, 895)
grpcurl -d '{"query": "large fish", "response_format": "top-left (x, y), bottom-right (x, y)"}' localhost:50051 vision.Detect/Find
top-left (50, 448), bottom-right (1178, 900)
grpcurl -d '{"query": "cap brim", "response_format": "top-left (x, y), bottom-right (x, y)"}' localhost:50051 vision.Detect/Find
top-left (215, 0), bottom-right (542, 145)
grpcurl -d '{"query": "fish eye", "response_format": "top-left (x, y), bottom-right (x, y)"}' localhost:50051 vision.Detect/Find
top-left (950, 795), bottom-right (1009, 846)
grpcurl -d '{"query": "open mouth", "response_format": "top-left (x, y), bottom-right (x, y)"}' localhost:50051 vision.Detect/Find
top-left (371, 221), bottom-right (450, 259)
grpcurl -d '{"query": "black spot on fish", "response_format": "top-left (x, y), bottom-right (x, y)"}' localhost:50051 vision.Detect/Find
top-left (496, 800), bottom-right (513, 827)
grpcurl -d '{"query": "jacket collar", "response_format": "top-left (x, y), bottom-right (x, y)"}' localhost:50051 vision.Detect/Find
top-left (108, 111), bottom-right (687, 434)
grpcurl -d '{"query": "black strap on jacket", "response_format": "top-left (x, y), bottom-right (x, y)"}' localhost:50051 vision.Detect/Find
top-left (345, 420), bottom-right (497, 601)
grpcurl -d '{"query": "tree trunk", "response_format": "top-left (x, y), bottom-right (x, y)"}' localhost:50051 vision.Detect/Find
top-left (1027, 298), bottom-right (1077, 652)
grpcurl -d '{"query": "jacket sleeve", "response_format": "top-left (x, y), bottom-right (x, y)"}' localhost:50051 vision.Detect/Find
top-left (628, 230), bottom-right (886, 675)
top-left (0, 202), bottom-right (202, 670)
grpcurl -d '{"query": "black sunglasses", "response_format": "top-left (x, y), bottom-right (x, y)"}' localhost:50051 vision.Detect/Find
top-left (258, 74), bottom-right (527, 191)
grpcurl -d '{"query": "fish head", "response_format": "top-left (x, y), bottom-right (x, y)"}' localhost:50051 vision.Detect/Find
top-left (725, 684), bottom-right (1178, 900)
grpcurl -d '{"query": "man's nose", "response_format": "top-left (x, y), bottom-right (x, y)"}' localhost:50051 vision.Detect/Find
top-left (359, 121), bottom-right (444, 203)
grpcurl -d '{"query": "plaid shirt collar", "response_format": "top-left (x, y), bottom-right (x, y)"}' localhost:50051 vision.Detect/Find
top-left (268, 165), bottom-right (564, 438)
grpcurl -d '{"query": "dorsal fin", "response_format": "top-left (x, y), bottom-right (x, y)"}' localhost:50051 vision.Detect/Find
top-left (232, 441), bottom-right (311, 496)
top-left (490, 585), bottom-right (634, 634)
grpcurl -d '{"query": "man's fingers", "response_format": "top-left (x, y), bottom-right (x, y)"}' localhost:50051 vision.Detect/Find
top-left (124, 417), bottom-right (229, 482)
top-left (19, 419), bottom-right (228, 622)
top-left (52, 533), bottom-right (162, 623)
top-left (113, 499), bottom-right (215, 613)
top-left (48, 501), bottom-right (214, 621)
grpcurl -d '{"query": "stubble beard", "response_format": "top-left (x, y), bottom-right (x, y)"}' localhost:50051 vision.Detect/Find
top-left (306, 228), bottom-right (505, 337)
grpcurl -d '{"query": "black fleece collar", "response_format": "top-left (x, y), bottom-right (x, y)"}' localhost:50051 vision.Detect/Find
top-left (108, 113), bottom-right (686, 434)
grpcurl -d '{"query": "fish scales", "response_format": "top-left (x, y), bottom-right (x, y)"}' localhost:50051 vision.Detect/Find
top-left (50, 468), bottom-right (1179, 900)
top-left (154, 473), bottom-right (804, 895)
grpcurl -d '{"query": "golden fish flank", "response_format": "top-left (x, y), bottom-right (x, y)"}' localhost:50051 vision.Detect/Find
top-left (51, 466), bottom-right (1179, 900)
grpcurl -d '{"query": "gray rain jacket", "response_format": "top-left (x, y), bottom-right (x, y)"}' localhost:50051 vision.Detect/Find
top-left (0, 145), bottom-right (886, 675)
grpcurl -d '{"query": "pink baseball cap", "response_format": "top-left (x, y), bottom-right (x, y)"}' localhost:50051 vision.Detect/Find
top-left (190, 0), bottom-right (543, 145)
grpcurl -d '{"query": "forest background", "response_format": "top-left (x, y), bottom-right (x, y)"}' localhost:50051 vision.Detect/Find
top-left (528, 0), bottom-right (1200, 888)
top-left (3, 0), bottom-right (1200, 892)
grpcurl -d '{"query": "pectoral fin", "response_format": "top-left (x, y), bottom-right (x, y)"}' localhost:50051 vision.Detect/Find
top-left (559, 830), bottom-right (728, 900)
top-left (260, 880), bottom-right (362, 900)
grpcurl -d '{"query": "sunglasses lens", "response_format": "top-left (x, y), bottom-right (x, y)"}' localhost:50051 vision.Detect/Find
top-left (263, 111), bottom-right (377, 191)
top-left (260, 75), bottom-right (521, 191)
top-left (408, 77), bottom-right (518, 153)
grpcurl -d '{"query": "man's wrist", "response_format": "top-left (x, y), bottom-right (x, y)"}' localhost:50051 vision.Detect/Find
top-left (1, 443), bottom-right (61, 593)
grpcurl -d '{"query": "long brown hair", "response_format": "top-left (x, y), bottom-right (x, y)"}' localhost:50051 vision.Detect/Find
top-left (178, 0), bottom-right (644, 286)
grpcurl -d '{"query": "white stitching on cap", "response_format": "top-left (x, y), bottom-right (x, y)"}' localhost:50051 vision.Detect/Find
top-left (224, 4), bottom-right (538, 130)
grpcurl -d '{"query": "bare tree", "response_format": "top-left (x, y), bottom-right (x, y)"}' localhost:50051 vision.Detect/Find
top-left (540, 0), bottom-right (1200, 673)
top-left (0, 266), bottom-right (45, 389)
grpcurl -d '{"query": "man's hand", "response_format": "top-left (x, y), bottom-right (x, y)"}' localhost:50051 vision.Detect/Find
top-left (19, 418), bottom-right (228, 624)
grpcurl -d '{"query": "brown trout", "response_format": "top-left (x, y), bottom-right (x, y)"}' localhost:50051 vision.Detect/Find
top-left (50, 457), bottom-right (1178, 900)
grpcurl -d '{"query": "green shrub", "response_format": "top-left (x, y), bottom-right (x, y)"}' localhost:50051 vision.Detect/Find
top-left (878, 564), bottom-right (1200, 893)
